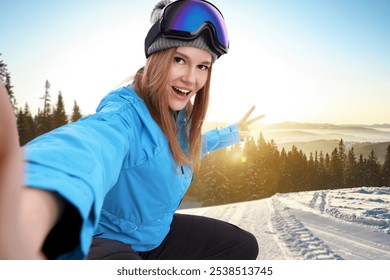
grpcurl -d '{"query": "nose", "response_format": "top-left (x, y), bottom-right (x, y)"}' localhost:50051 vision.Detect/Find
top-left (181, 66), bottom-right (196, 84)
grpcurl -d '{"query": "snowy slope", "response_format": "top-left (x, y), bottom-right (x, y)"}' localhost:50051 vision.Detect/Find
top-left (178, 187), bottom-right (390, 260)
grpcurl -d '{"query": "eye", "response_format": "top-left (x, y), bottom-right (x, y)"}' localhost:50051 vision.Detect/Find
top-left (198, 64), bottom-right (209, 71)
top-left (174, 56), bottom-right (185, 64)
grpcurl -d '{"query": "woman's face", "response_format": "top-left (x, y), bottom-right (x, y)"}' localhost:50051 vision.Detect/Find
top-left (167, 46), bottom-right (212, 111)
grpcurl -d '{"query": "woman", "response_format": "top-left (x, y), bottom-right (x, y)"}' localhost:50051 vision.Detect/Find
top-left (0, 0), bottom-right (263, 260)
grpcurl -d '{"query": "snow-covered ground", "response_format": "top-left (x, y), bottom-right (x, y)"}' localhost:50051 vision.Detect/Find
top-left (178, 187), bottom-right (390, 260)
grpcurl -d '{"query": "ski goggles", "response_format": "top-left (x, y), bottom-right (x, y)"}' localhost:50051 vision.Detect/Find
top-left (145, 0), bottom-right (229, 58)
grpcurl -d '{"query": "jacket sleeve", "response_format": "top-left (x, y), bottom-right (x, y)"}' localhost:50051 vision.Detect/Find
top-left (25, 109), bottom-right (133, 259)
top-left (201, 123), bottom-right (241, 157)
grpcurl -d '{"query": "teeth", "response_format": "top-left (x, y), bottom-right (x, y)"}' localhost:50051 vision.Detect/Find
top-left (173, 86), bottom-right (190, 96)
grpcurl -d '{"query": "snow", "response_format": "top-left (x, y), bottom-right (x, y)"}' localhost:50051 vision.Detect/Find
top-left (1, 187), bottom-right (389, 279)
top-left (178, 187), bottom-right (390, 260)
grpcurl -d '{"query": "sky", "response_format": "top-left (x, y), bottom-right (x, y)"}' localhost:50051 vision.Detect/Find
top-left (1, 0), bottom-right (390, 125)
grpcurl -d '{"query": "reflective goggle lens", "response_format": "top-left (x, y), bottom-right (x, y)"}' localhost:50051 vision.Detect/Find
top-left (161, 0), bottom-right (229, 54)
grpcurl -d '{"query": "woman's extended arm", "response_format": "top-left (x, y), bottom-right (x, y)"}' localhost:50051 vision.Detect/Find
top-left (0, 81), bottom-right (64, 259)
top-left (201, 106), bottom-right (265, 155)
top-left (4, 87), bottom-right (134, 259)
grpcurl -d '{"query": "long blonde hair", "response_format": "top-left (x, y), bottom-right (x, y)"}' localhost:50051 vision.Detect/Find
top-left (133, 48), bottom-right (212, 170)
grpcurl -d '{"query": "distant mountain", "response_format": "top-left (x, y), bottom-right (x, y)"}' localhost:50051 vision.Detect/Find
top-left (203, 121), bottom-right (390, 131)
top-left (368, 123), bottom-right (390, 128)
top-left (253, 122), bottom-right (388, 131)
top-left (202, 121), bottom-right (390, 163)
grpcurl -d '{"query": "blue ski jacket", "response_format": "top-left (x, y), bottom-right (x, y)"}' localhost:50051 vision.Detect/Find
top-left (25, 86), bottom-right (240, 259)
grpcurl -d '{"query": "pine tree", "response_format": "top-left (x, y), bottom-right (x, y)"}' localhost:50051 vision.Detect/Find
top-left (305, 152), bottom-right (317, 191)
top-left (338, 139), bottom-right (347, 165)
top-left (52, 91), bottom-right (68, 129)
top-left (36, 80), bottom-right (53, 135)
top-left (41, 80), bottom-right (51, 117)
top-left (199, 148), bottom-right (230, 206)
top-left (0, 54), bottom-right (6, 77)
top-left (17, 103), bottom-right (36, 145)
top-left (71, 100), bottom-right (82, 122)
top-left (241, 136), bottom-right (261, 199)
top-left (329, 148), bottom-right (343, 189)
top-left (261, 139), bottom-right (281, 197)
top-left (282, 145), bottom-right (307, 193)
top-left (356, 154), bottom-right (367, 187)
top-left (277, 148), bottom-right (288, 193)
top-left (366, 149), bottom-right (380, 186)
top-left (0, 54), bottom-right (17, 112)
top-left (345, 147), bottom-right (358, 188)
top-left (257, 132), bottom-right (267, 151)
top-left (226, 143), bottom-right (248, 203)
top-left (382, 144), bottom-right (390, 186)
top-left (338, 139), bottom-right (347, 186)
top-left (317, 151), bottom-right (330, 189)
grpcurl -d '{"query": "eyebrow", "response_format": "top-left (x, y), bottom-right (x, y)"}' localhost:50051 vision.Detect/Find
top-left (175, 50), bottom-right (212, 66)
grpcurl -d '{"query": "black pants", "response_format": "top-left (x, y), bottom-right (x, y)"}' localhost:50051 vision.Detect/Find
top-left (87, 214), bottom-right (258, 260)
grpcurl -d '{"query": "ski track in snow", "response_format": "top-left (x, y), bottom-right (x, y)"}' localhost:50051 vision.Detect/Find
top-left (269, 197), bottom-right (342, 260)
top-left (178, 187), bottom-right (390, 260)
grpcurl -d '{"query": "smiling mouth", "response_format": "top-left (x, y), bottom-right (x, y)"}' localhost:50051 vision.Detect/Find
top-left (172, 86), bottom-right (191, 97)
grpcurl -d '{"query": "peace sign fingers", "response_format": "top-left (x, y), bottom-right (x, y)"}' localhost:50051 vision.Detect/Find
top-left (238, 105), bottom-right (265, 132)
top-left (239, 105), bottom-right (256, 124)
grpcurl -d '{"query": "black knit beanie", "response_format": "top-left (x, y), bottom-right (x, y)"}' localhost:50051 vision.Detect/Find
top-left (146, 0), bottom-right (218, 63)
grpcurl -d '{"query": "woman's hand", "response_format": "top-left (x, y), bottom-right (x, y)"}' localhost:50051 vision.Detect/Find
top-left (237, 105), bottom-right (265, 140)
